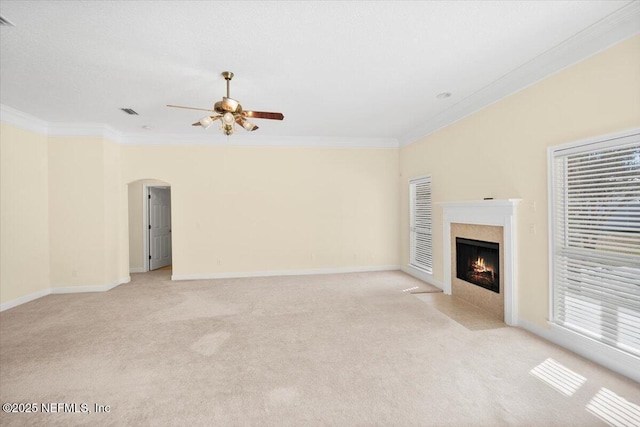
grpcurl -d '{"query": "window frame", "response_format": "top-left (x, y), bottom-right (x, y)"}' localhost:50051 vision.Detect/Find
top-left (547, 127), bottom-right (640, 358)
top-left (409, 175), bottom-right (433, 275)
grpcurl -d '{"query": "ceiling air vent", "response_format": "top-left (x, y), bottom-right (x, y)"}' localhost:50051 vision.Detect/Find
top-left (120, 108), bottom-right (139, 115)
top-left (0, 16), bottom-right (16, 26)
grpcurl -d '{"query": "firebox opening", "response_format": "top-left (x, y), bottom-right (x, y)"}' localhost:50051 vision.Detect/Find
top-left (456, 238), bottom-right (500, 293)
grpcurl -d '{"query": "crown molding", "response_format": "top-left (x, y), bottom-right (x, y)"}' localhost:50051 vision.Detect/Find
top-left (0, 104), bottom-right (49, 135)
top-left (120, 132), bottom-right (399, 149)
top-left (1, 103), bottom-right (124, 142)
top-left (0, 104), bottom-right (398, 149)
top-left (47, 122), bottom-right (123, 142)
top-left (399, 2), bottom-right (640, 147)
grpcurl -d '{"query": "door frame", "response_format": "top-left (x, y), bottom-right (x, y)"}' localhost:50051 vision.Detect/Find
top-left (143, 184), bottom-right (171, 272)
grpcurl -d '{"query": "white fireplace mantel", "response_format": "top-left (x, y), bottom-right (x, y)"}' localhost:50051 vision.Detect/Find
top-left (437, 199), bottom-right (521, 325)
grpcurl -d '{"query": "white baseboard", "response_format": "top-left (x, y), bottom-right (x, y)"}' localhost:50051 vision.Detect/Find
top-left (171, 265), bottom-right (400, 281)
top-left (51, 276), bottom-right (130, 294)
top-left (401, 265), bottom-right (444, 290)
top-left (130, 267), bottom-right (146, 273)
top-left (0, 288), bottom-right (51, 312)
top-left (518, 318), bottom-right (640, 383)
top-left (1, 277), bottom-right (131, 311)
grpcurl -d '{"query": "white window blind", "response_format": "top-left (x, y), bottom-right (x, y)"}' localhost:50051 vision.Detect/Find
top-left (551, 133), bottom-right (640, 358)
top-left (410, 176), bottom-right (433, 274)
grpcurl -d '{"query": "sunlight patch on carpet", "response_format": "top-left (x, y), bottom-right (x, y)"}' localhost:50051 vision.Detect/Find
top-left (586, 387), bottom-right (640, 427)
top-left (530, 358), bottom-right (586, 396)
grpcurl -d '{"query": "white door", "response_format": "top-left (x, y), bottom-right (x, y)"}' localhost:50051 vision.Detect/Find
top-left (149, 187), bottom-right (172, 270)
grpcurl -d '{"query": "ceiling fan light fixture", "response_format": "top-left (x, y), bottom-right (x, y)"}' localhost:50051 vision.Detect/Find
top-left (199, 116), bottom-right (214, 129)
top-left (221, 112), bottom-right (236, 136)
top-left (222, 112), bottom-right (235, 125)
top-left (241, 119), bottom-right (257, 131)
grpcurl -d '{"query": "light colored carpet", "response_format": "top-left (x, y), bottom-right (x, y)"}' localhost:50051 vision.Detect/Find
top-left (0, 270), bottom-right (638, 426)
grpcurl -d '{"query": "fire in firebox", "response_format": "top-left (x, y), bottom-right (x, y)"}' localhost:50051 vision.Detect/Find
top-left (456, 238), bottom-right (500, 293)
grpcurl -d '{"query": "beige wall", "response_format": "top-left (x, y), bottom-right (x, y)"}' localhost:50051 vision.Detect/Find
top-left (127, 181), bottom-right (144, 270)
top-left (48, 136), bottom-right (123, 288)
top-left (0, 124), bottom-right (50, 304)
top-left (103, 139), bottom-right (122, 285)
top-left (121, 145), bottom-right (399, 278)
top-left (1, 130), bottom-right (399, 306)
top-left (399, 35), bottom-right (640, 327)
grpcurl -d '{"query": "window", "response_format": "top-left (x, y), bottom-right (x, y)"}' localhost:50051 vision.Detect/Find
top-left (550, 130), bottom-right (640, 358)
top-left (410, 176), bottom-right (433, 274)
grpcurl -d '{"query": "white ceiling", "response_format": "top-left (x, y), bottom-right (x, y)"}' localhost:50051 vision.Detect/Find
top-left (1, 1), bottom-right (639, 146)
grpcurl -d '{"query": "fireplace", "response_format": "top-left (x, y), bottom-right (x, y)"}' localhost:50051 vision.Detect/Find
top-left (456, 238), bottom-right (500, 293)
top-left (439, 200), bottom-right (519, 325)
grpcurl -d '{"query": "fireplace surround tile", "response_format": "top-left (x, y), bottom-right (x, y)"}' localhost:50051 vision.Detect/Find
top-left (451, 223), bottom-right (504, 320)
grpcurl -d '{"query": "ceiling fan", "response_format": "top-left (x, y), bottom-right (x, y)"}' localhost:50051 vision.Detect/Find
top-left (167, 71), bottom-right (284, 136)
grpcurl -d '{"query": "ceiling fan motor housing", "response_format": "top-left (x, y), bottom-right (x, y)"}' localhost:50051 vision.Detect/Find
top-left (215, 97), bottom-right (241, 114)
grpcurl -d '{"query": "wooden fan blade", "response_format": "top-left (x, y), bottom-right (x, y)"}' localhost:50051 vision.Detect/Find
top-left (242, 111), bottom-right (284, 120)
top-left (167, 104), bottom-right (216, 113)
